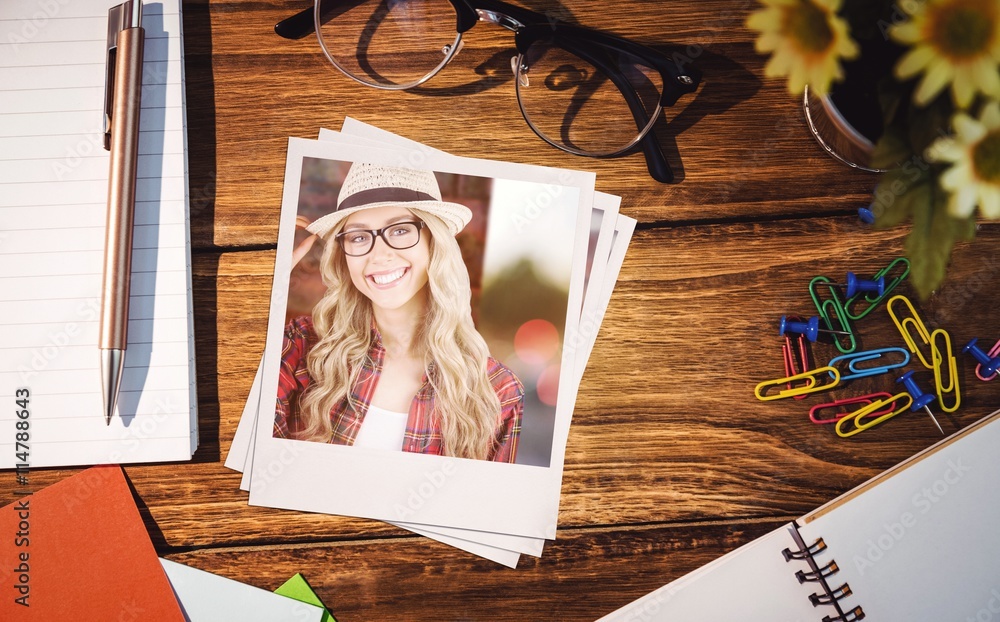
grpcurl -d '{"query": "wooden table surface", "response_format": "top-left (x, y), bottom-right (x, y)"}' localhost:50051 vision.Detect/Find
top-left (18, 0), bottom-right (1000, 619)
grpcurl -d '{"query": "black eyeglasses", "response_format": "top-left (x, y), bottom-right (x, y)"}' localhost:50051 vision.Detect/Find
top-left (335, 220), bottom-right (425, 256)
top-left (275, 0), bottom-right (702, 183)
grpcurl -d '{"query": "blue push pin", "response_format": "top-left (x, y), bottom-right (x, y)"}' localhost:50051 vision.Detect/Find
top-left (779, 315), bottom-right (851, 342)
top-left (858, 206), bottom-right (876, 224)
top-left (845, 272), bottom-right (885, 299)
top-left (897, 371), bottom-right (943, 434)
top-left (823, 272), bottom-right (886, 298)
top-left (963, 338), bottom-right (1000, 378)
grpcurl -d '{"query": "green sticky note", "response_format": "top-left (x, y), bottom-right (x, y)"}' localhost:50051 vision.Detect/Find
top-left (275, 573), bottom-right (337, 622)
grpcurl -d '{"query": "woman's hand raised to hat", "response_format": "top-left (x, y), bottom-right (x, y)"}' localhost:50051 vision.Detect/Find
top-left (292, 215), bottom-right (319, 268)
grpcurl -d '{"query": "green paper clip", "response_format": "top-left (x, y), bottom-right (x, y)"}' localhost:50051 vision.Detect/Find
top-left (845, 257), bottom-right (910, 321)
top-left (810, 276), bottom-right (857, 354)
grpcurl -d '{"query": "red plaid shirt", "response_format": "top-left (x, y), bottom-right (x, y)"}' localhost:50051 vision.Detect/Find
top-left (274, 316), bottom-right (524, 463)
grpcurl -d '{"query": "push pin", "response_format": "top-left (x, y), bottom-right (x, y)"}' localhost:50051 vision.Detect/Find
top-left (963, 338), bottom-right (1000, 379)
top-left (897, 371), bottom-right (943, 434)
top-left (858, 206), bottom-right (876, 224)
top-left (823, 272), bottom-right (886, 299)
top-left (779, 315), bottom-right (852, 342)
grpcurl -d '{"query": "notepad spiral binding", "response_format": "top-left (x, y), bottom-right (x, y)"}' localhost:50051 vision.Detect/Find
top-left (783, 524), bottom-right (865, 622)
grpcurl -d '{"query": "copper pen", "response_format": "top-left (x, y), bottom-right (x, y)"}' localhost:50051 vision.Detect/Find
top-left (100, 0), bottom-right (144, 425)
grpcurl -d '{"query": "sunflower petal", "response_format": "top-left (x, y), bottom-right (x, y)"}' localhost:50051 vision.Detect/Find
top-left (951, 67), bottom-right (978, 109)
top-left (927, 137), bottom-right (965, 163)
top-left (940, 162), bottom-right (971, 191)
top-left (973, 60), bottom-right (1000, 99)
top-left (890, 21), bottom-right (921, 44)
top-left (980, 187), bottom-right (1000, 219)
top-left (746, 9), bottom-right (779, 33)
top-left (914, 59), bottom-right (954, 106)
top-left (948, 184), bottom-right (978, 218)
top-left (895, 46), bottom-right (935, 79)
top-left (982, 101), bottom-right (1000, 129)
top-left (954, 113), bottom-right (987, 143)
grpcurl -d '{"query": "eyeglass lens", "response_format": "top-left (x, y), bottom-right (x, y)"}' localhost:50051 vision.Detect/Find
top-left (338, 222), bottom-right (422, 256)
top-left (316, 0), bottom-right (462, 88)
top-left (315, 0), bottom-right (667, 156)
top-left (515, 40), bottom-right (664, 156)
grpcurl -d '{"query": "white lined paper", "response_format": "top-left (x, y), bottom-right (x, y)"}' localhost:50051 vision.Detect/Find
top-left (0, 0), bottom-right (197, 467)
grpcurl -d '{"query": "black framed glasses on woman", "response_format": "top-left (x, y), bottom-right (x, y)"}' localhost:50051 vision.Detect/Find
top-left (336, 220), bottom-right (425, 256)
top-left (275, 0), bottom-right (702, 183)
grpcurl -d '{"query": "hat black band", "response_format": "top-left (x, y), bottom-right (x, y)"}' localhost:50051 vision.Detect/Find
top-left (338, 187), bottom-right (437, 211)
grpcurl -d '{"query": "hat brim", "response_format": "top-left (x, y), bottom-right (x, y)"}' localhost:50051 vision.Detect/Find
top-left (305, 200), bottom-right (473, 239)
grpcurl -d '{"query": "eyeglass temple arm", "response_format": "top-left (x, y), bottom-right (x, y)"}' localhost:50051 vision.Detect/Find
top-left (277, 0), bottom-right (546, 40)
top-left (275, 0), bottom-right (370, 39)
top-left (562, 40), bottom-right (674, 183)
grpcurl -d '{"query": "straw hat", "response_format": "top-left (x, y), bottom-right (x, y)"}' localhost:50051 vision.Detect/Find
top-left (306, 163), bottom-right (473, 238)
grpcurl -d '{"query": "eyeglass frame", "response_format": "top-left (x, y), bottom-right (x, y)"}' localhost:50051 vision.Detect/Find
top-left (274, 0), bottom-right (702, 183)
top-left (335, 219), bottom-right (426, 256)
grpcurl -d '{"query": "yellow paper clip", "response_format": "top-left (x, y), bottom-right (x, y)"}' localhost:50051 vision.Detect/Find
top-left (931, 328), bottom-right (960, 413)
top-left (755, 366), bottom-right (841, 401)
top-left (835, 392), bottom-right (914, 438)
top-left (887, 294), bottom-right (933, 369)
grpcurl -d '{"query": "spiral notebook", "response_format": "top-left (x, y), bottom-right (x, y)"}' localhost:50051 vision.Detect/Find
top-left (0, 0), bottom-right (197, 468)
top-left (598, 408), bottom-right (1000, 621)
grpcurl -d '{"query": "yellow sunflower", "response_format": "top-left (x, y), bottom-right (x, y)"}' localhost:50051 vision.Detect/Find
top-left (927, 99), bottom-right (1000, 218)
top-left (891, 0), bottom-right (1000, 108)
top-left (746, 0), bottom-right (859, 96)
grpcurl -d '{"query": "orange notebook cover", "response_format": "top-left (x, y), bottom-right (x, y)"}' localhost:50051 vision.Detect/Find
top-left (0, 465), bottom-right (185, 620)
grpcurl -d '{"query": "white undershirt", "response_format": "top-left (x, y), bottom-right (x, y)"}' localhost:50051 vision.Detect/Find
top-left (352, 404), bottom-right (408, 451)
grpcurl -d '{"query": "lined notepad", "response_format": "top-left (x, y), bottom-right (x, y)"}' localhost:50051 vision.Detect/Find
top-left (0, 0), bottom-right (197, 467)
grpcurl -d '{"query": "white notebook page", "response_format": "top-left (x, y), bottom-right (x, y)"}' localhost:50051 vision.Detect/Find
top-left (797, 410), bottom-right (1000, 620)
top-left (0, 0), bottom-right (197, 468)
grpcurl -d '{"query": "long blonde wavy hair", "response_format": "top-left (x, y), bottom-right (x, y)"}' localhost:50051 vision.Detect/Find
top-left (296, 208), bottom-right (502, 460)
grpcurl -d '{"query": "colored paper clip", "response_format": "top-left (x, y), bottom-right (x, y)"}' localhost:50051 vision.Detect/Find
top-left (975, 339), bottom-right (1000, 381)
top-left (835, 392), bottom-right (914, 438)
top-left (755, 366), bottom-right (841, 401)
top-left (808, 276), bottom-right (856, 354)
top-left (845, 257), bottom-right (910, 321)
top-left (828, 347), bottom-right (910, 381)
top-left (809, 392), bottom-right (895, 424)
top-left (887, 294), bottom-right (934, 369)
top-left (782, 318), bottom-right (812, 400)
top-left (930, 329), bottom-right (960, 413)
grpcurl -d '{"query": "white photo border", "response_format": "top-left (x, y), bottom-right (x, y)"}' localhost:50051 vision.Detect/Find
top-left (247, 137), bottom-right (595, 539)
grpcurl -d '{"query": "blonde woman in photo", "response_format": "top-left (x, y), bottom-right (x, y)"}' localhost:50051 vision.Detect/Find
top-left (274, 162), bottom-right (524, 463)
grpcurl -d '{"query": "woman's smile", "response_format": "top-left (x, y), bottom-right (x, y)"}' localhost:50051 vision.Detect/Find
top-left (368, 266), bottom-right (409, 288)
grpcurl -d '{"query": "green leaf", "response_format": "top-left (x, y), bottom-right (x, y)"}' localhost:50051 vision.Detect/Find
top-left (870, 127), bottom-right (911, 169)
top-left (904, 184), bottom-right (966, 299)
top-left (907, 95), bottom-right (953, 154)
top-left (872, 171), bottom-right (928, 229)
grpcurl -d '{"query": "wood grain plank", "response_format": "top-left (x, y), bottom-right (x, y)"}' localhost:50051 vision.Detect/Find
top-left (181, 0), bottom-right (877, 250)
top-left (163, 518), bottom-right (789, 622)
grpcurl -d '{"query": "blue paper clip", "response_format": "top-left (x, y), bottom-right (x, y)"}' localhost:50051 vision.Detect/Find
top-left (845, 257), bottom-right (910, 321)
top-left (808, 276), bottom-right (856, 354)
top-left (828, 347), bottom-right (910, 381)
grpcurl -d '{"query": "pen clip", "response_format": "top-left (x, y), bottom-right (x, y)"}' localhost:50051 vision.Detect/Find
top-left (103, 1), bottom-right (142, 150)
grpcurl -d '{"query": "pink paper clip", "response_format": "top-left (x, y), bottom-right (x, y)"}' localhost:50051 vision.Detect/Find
top-left (976, 338), bottom-right (1000, 381)
top-left (809, 392), bottom-right (895, 424)
top-left (782, 319), bottom-right (812, 400)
